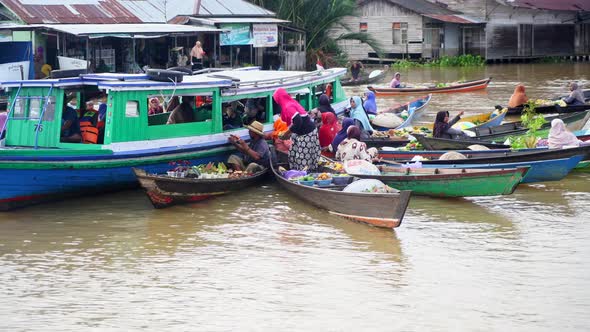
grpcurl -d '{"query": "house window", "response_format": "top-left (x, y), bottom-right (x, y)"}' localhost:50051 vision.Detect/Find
top-left (360, 22), bottom-right (368, 32)
top-left (125, 100), bottom-right (139, 117)
top-left (392, 22), bottom-right (408, 44)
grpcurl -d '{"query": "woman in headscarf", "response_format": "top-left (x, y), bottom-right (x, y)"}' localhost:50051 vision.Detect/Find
top-left (363, 91), bottom-right (378, 116)
top-left (349, 96), bottom-right (374, 138)
top-left (317, 94), bottom-right (335, 114)
top-left (508, 84), bottom-right (528, 108)
top-left (273, 88), bottom-right (320, 171)
top-left (433, 110), bottom-right (466, 139)
top-left (335, 125), bottom-right (378, 162)
top-left (330, 117), bottom-right (354, 155)
top-left (548, 118), bottom-right (581, 149)
top-left (318, 112), bottom-right (340, 157)
top-left (390, 72), bottom-right (401, 88)
top-left (148, 97), bottom-right (164, 115)
top-left (564, 82), bottom-right (585, 106)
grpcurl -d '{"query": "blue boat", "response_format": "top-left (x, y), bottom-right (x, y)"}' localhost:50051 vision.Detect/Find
top-left (415, 155), bottom-right (585, 183)
top-left (372, 94), bottom-right (432, 130)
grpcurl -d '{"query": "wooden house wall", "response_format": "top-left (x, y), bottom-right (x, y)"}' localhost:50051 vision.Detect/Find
top-left (330, 0), bottom-right (424, 60)
top-left (576, 24), bottom-right (590, 55)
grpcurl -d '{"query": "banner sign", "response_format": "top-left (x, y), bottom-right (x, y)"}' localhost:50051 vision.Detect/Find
top-left (0, 61), bottom-right (29, 81)
top-left (252, 24), bottom-right (278, 48)
top-left (220, 24), bottom-right (252, 46)
top-left (57, 56), bottom-right (88, 70)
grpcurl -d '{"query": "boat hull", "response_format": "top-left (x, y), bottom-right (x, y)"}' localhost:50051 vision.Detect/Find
top-left (414, 134), bottom-right (510, 150)
top-left (341, 69), bottom-right (387, 86)
top-left (369, 78), bottom-right (491, 96)
top-left (507, 103), bottom-right (590, 115)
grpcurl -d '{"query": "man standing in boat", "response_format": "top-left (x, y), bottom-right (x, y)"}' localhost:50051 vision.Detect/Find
top-left (227, 121), bottom-right (270, 173)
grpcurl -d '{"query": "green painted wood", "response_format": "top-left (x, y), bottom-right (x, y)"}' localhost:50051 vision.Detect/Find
top-left (573, 160), bottom-right (590, 171)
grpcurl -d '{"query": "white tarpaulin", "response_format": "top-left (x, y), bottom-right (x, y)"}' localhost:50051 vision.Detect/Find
top-left (0, 61), bottom-right (29, 81)
top-left (58, 56), bottom-right (88, 70)
top-left (252, 24), bottom-right (278, 48)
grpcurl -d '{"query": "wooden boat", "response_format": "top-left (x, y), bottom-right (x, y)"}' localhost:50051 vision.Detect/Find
top-left (363, 136), bottom-right (410, 149)
top-left (350, 166), bottom-right (528, 197)
top-left (0, 67), bottom-right (348, 210)
top-left (368, 77), bottom-right (491, 96)
top-left (470, 111), bottom-right (590, 141)
top-left (341, 68), bottom-right (388, 86)
top-left (418, 108), bottom-right (508, 133)
top-left (378, 148), bottom-right (517, 161)
top-left (133, 167), bottom-right (268, 208)
top-left (372, 94), bottom-right (432, 130)
top-left (414, 134), bottom-right (511, 150)
top-left (506, 103), bottom-right (590, 115)
top-left (554, 89), bottom-right (590, 102)
top-left (270, 162), bottom-right (411, 229)
top-left (414, 155), bottom-right (584, 184)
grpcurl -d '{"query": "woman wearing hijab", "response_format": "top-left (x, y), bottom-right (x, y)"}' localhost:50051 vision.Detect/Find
top-left (330, 117), bottom-right (354, 155)
top-left (363, 91), bottom-right (378, 115)
top-left (564, 82), bottom-right (586, 106)
top-left (390, 72), bottom-right (402, 88)
top-left (317, 94), bottom-right (335, 114)
top-left (548, 118), bottom-right (582, 149)
top-left (148, 98), bottom-right (164, 115)
top-left (349, 96), bottom-right (374, 138)
top-left (508, 84), bottom-right (528, 108)
top-left (433, 110), bottom-right (466, 139)
top-left (335, 125), bottom-right (378, 162)
top-left (318, 112), bottom-right (340, 157)
top-left (273, 88), bottom-right (321, 171)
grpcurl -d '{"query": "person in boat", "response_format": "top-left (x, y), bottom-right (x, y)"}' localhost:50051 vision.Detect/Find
top-left (265, 115), bottom-right (292, 155)
top-left (508, 84), bottom-right (528, 108)
top-left (165, 96), bottom-right (180, 113)
top-left (190, 41), bottom-right (206, 71)
top-left (60, 103), bottom-right (82, 143)
top-left (389, 72), bottom-right (402, 88)
top-left (563, 82), bottom-right (585, 106)
top-left (363, 91), bottom-right (378, 116)
top-left (432, 110), bottom-right (467, 139)
top-left (167, 96), bottom-right (195, 125)
top-left (148, 97), bottom-right (164, 115)
top-left (330, 118), bottom-right (354, 156)
top-left (319, 112), bottom-right (340, 158)
top-left (79, 101), bottom-right (99, 127)
top-left (548, 118), bottom-right (583, 149)
top-left (349, 96), bottom-right (374, 139)
top-left (335, 125), bottom-right (378, 163)
top-left (227, 121), bottom-right (270, 173)
top-left (350, 61), bottom-right (363, 81)
top-left (223, 101), bottom-right (244, 130)
top-left (243, 98), bottom-right (265, 125)
top-left (318, 94), bottom-right (336, 115)
top-left (273, 88), bottom-right (321, 171)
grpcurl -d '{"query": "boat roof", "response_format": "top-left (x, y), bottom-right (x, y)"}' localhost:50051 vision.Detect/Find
top-left (0, 68), bottom-right (347, 93)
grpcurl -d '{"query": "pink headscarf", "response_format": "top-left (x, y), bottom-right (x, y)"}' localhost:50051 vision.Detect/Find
top-left (548, 119), bottom-right (580, 149)
top-left (273, 88), bottom-right (306, 126)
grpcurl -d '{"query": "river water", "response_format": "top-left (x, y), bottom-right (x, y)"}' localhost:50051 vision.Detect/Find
top-left (1, 63), bottom-right (590, 331)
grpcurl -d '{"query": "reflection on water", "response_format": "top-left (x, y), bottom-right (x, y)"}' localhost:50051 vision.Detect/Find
top-left (1, 63), bottom-right (590, 331)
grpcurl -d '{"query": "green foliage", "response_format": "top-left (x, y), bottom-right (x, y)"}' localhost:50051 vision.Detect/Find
top-left (392, 55), bottom-right (486, 69)
top-left (509, 100), bottom-right (547, 149)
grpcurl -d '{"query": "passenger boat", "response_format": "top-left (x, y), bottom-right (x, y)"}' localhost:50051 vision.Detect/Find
top-left (132, 167), bottom-right (268, 208)
top-left (413, 155), bottom-right (584, 184)
top-left (414, 134), bottom-right (511, 150)
top-left (371, 94), bottom-right (432, 130)
top-left (368, 77), bottom-right (491, 96)
top-left (350, 165), bottom-right (528, 197)
top-left (270, 162), bottom-right (411, 229)
top-left (341, 68), bottom-right (388, 86)
top-left (0, 67), bottom-right (348, 210)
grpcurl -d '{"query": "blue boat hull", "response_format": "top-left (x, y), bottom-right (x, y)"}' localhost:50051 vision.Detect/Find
top-left (418, 155), bottom-right (584, 183)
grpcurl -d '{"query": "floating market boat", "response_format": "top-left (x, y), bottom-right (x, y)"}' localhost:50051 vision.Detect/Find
top-left (270, 162), bottom-right (411, 229)
top-left (0, 67), bottom-right (348, 210)
top-left (371, 94), bottom-right (432, 130)
top-left (133, 167), bottom-right (268, 208)
top-left (506, 103), bottom-right (590, 116)
top-left (414, 155), bottom-right (584, 184)
top-left (368, 77), bottom-right (491, 96)
top-left (350, 165), bottom-right (528, 197)
top-left (414, 134), bottom-right (511, 150)
top-left (341, 68), bottom-right (388, 86)
top-left (417, 108), bottom-right (508, 134)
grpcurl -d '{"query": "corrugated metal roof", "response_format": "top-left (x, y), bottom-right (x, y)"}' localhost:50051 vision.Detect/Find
top-left (505, 0), bottom-right (590, 12)
top-left (197, 0), bottom-right (274, 17)
top-left (359, 0), bottom-right (458, 15)
top-left (206, 17), bottom-right (289, 24)
top-left (423, 14), bottom-right (482, 24)
top-left (15, 23), bottom-right (220, 36)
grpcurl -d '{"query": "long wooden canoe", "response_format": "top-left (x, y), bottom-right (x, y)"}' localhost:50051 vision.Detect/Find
top-left (507, 103), bottom-right (590, 115)
top-left (372, 94), bottom-right (432, 130)
top-left (368, 77), bottom-right (491, 96)
top-left (415, 155), bottom-right (584, 184)
top-left (341, 68), bottom-right (388, 86)
top-left (414, 134), bottom-right (511, 150)
top-left (351, 166), bottom-right (528, 197)
top-left (418, 108), bottom-right (508, 133)
top-left (133, 167), bottom-right (268, 208)
top-left (270, 162), bottom-right (411, 229)
top-left (363, 136), bottom-right (410, 149)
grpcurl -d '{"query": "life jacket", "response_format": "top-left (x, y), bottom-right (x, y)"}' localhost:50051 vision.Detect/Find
top-left (80, 110), bottom-right (98, 127)
top-left (79, 121), bottom-right (98, 144)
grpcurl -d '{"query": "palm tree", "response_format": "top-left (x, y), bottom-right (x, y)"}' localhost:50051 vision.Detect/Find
top-left (251, 0), bottom-right (383, 67)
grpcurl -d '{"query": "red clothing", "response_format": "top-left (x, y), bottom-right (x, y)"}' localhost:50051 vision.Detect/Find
top-left (319, 112), bottom-right (340, 157)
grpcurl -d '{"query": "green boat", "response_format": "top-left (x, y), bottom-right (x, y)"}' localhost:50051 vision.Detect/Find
top-left (350, 166), bottom-right (529, 197)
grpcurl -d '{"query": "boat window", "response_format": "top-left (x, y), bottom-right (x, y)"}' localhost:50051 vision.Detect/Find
top-left (11, 98), bottom-right (25, 117)
top-left (42, 97), bottom-right (56, 121)
top-left (125, 101), bottom-right (139, 118)
top-left (29, 98), bottom-right (41, 119)
top-left (222, 99), bottom-right (245, 131)
top-left (147, 94), bottom-right (214, 126)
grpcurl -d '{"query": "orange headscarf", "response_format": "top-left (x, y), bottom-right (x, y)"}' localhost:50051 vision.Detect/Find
top-left (272, 118), bottom-right (289, 140)
top-left (508, 84), bottom-right (528, 108)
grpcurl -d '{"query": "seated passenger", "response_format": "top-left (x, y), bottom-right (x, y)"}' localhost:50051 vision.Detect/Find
top-left (335, 125), bottom-right (378, 162)
top-left (390, 72), bottom-right (402, 88)
top-left (563, 82), bottom-right (585, 106)
top-left (548, 118), bottom-right (583, 149)
top-left (244, 98), bottom-right (265, 124)
top-left (79, 101), bottom-right (98, 127)
top-left (167, 96), bottom-right (195, 124)
top-left (433, 110), bottom-right (468, 139)
top-left (165, 96), bottom-right (180, 113)
top-left (61, 105), bottom-right (81, 143)
top-left (508, 84), bottom-right (528, 108)
top-left (227, 121), bottom-right (270, 173)
top-left (223, 101), bottom-right (243, 130)
top-left (148, 97), bottom-right (163, 115)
